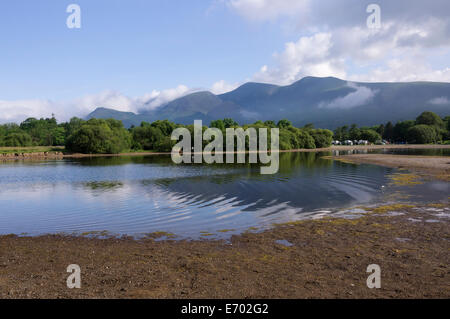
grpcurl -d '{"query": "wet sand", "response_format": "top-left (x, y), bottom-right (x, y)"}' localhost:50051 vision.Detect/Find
top-left (329, 154), bottom-right (450, 180)
top-left (0, 204), bottom-right (449, 299)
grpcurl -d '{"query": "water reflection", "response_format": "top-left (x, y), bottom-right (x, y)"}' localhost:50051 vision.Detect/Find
top-left (0, 150), bottom-right (448, 238)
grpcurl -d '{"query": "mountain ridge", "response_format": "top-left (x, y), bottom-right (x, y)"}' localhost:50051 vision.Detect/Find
top-left (86, 77), bottom-right (450, 129)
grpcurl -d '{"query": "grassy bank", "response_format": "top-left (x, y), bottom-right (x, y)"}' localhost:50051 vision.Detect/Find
top-left (0, 146), bottom-right (65, 154)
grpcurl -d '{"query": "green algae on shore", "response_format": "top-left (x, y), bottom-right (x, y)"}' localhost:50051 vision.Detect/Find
top-left (1, 203), bottom-right (448, 299)
top-left (388, 173), bottom-right (423, 186)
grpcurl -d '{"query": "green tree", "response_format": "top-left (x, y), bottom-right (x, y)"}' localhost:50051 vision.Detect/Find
top-left (384, 121), bottom-right (394, 141)
top-left (150, 120), bottom-right (177, 136)
top-left (416, 111), bottom-right (444, 128)
top-left (263, 120), bottom-right (276, 128)
top-left (210, 119), bottom-right (225, 131)
top-left (18, 116), bottom-right (65, 146)
top-left (131, 124), bottom-right (165, 150)
top-left (277, 119), bottom-right (292, 129)
top-left (66, 119), bottom-right (131, 154)
top-left (64, 117), bottom-right (84, 138)
top-left (376, 124), bottom-right (385, 137)
top-left (407, 125), bottom-right (438, 144)
top-left (289, 127), bottom-right (316, 149)
top-left (3, 132), bottom-right (33, 147)
top-left (394, 120), bottom-right (415, 142)
top-left (310, 129), bottom-right (333, 148)
top-left (444, 116), bottom-right (450, 131)
top-left (349, 124), bottom-right (361, 140)
top-left (333, 126), bottom-right (349, 141)
top-left (223, 118), bottom-right (238, 128)
top-left (360, 129), bottom-right (381, 143)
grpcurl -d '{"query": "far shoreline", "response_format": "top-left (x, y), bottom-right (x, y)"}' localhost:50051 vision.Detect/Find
top-left (1, 144), bottom-right (449, 160)
top-left (63, 144), bottom-right (450, 158)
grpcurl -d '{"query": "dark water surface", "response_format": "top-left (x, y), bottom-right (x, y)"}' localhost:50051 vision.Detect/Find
top-left (0, 150), bottom-right (448, 239)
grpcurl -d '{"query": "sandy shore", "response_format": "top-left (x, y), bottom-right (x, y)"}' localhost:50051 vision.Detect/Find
top-left (290, 144), bottom-right (450, 153)
top-left (0, 204), bottom-right (449, 299)
top-left (329, 154), bottom-right (450, 180)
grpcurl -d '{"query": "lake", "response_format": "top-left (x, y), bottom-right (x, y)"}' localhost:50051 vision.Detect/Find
top-left (0, 150), bottom-right (448, 239)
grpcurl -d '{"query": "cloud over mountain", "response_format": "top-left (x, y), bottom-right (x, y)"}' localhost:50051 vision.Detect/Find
top-left (319, 83), bottom-right (377, 109)
top-left (227, 0), bottom-right (450, 85)
top-left (429, 97), bottom-right (450, 105)
top-left (0, 86), bottom-right (193, 124)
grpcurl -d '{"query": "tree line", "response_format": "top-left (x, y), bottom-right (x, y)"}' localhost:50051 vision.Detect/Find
top-left (0, 111), bottom-right (448, 153)
top-left (333, 111), bottom-right (450, 144)
top-left (0, 117), bottom-right (333, 153)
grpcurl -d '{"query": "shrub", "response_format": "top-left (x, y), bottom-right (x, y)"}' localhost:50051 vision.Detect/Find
top-left (1, 132), bottom-right (33, 147)
top-left (66, 119), bottom-right (131, 154)
top-left (310, 129), bottom-right (333, 148)
top-left (407, 125), bottom-right (438, 144)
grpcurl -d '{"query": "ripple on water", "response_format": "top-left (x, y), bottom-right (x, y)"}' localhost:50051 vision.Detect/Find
top-left (0, 153), bottom-right (447, 238)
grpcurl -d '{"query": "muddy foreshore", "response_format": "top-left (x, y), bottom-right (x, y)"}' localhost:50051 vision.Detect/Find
top-left (0, 151), bottom-right (449, 299)
top-left (0, 203), bottom-right (449, 299)
top-left (329, 154), bottom-right (450, 181)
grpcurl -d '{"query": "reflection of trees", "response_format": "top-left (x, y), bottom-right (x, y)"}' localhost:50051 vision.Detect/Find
top-left (83, 181), bottom-right (124, 190)
top-left (68, 148), bottom-right (450, 169)
top-left (133, 150), bottom-right (387, 213)
top-left (278, 152), bottom-right (333, 174)
top-left (140, 152), bottom-right (337, 187)
top-left (144, 152), bottom-right (336, 190)
top-left (71, 152), bottom-right (338, 176)
top-left (71, 155), bottom-right (173, 166)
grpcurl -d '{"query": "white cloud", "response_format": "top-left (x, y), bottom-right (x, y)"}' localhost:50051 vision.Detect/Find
top-left (0, 85), bottom-right (192, 124)
top-left (250, 19), bottom-right (450, 84)
top-left (211, 80), bottom-right (240, 94)
top-left (73, 90), bottom-right (137, 113)
top-left (142, 85), bottom-right (192, 110)
top-left (4, 0), bottom-right (450, 124)
top-left (0, 92), bottom-right (135, 124)
top-left (319, 82), bottom-right (377, 109)
top-left (0, 99), bottom-right (55, 123)
top-left (253, 32), bottom-right (346, 85)
top-left (349, 59), bottom-right (450, 83)
top-left (226, 0), bottom-right (450, 84)
top-left (429, 97), bottom-right (450, 105)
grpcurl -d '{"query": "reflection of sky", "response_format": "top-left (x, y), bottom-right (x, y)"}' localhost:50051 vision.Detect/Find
top-left (0, 155), bottom-right (448, 238)
top-left (0, 160), bottom-right (243, 185)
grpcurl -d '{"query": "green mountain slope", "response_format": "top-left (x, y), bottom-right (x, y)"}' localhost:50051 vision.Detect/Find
top-left (86, 77), bottom-right (450, 128)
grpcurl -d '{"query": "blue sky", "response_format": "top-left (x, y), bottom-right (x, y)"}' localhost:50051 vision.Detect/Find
top-left (0, 0), bottom-right (449, 122)
top-left (0, 0), bottom-right (287, 100)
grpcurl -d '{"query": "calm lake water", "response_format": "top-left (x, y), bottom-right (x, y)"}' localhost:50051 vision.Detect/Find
top-left (0, 149), bottom-right (448, 239)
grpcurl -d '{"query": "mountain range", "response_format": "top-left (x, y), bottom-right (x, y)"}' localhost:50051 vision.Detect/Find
top-left (87, 77), bottom-right (450, 129)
